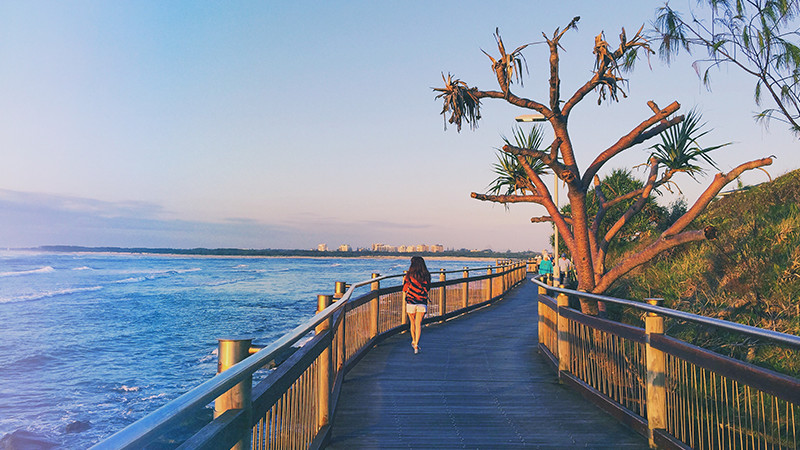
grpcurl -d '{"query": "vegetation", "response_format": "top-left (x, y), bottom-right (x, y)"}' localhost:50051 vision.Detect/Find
top-left (434, 19), bottom-right (773, 314)
top-left (608, 169), bottom-right (800, 376)
top-left (654, 0), bottom-right (800, 135)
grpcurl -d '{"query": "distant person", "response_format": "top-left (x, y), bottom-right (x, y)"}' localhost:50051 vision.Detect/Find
top-left (558, 253), bottom-right (574, 285)
top-left (538, 254), bottom-right (553, 282)
top-left (402, 256), bottom-right (430, 354)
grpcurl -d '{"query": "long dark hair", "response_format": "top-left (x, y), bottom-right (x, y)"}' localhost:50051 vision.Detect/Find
top-left (407, 256), bottom-right (431, 283)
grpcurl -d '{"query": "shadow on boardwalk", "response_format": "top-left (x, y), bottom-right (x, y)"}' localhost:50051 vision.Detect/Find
top-left (327, 276), bottom-right (648, 449)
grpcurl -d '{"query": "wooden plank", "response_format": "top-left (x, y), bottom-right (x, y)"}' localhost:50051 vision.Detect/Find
top-left (327, 280), bottom-right (649, 449)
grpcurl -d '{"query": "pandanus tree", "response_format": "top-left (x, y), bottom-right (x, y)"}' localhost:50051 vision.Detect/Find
top-left (434, 19), bottom-right (773, 314)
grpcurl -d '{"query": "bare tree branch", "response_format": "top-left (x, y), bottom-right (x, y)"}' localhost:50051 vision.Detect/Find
top-left (594, 229), bottom-right (707, 292)
top-left (664, 157), bottom-right (774, 237)
top-left (531, 215), bottom-right (573, 225)
top-left (599, 158), bottom-right (660, 255)
top-left (582, 101), bottom-right (681, 187)
top-left (593, 156), bottom-right (774, 293)
top-left (471, 192), bottom-right (544, 203)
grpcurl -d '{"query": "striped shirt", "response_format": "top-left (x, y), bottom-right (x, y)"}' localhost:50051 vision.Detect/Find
top-left (402, 275), bottom-right (430, 305)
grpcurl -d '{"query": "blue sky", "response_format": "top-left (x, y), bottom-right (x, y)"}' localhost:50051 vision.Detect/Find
top-left (0, 1), bottom-right (797, 251)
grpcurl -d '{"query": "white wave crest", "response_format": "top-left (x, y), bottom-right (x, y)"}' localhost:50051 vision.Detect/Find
top-left (114, 385), bottom-right (140, 392)
top-left (0, 286), bottom-right (103, 304)
top-left (72, 266), bottom-right (93, 271)
top-left (0, 266), bottom-right (55, 277)
top-left (114, 267), bottom-right (202, 284)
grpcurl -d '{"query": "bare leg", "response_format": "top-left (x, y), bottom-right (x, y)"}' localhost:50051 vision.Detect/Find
top-left (407, 312), bottom-right (417, 347)
top-left (412, 311), bottom-right (424, 348)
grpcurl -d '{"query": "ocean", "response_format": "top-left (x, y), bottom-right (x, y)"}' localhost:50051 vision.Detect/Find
top-left (0, 250), bottom-right (492, 448)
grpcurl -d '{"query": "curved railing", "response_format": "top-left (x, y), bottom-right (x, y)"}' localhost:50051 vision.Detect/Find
top-left (94, 261), bottom-right (527, 449)
top-left (533, 277), bottom-right (800, 449)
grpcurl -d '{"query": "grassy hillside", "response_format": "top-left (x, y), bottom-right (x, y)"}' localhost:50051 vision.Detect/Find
top-left (607, 168), bottom-right (800, 376)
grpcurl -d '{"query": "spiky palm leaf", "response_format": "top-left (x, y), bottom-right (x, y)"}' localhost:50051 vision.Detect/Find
top-left (482, 28), bottom-right (530, 92)
top-left (649, 109), bottom-right (728, 180)
top-left (487, 125), bottom-right (549, 197)
top-left (433, 73), bottom-right (481, 131)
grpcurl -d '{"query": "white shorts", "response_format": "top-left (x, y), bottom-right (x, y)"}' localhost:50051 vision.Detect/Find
top-left (406, 303), bottom-right (427, 314)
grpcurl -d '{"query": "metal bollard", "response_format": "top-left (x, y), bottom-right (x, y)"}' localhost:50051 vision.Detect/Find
top-left (334, 281), bottom-right (347, 299)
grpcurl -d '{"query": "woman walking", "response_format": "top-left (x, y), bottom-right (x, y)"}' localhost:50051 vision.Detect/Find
top-left (402, 256), bottom-right (430, 354)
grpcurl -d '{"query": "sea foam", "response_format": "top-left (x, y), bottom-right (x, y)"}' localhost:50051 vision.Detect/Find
top-left (0, 286), bottom-right (103, 304)
top-left (0, 266), bottom-right (55, 277)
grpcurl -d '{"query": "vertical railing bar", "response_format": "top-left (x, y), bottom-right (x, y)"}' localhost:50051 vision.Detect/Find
top-left (713, 373), bottom-right (721, 449)
top-left (746, 385), bottom-right (754, 450)
top-left (771, 396), bottom-right (779, 450)
top-left (681, 359), bottom-right (689, 445)
top-left (287, 387), bottom-right (292, 450)
top-left (276, 395), bottom-right (282, 449)
top-left (701, 368), bottom-right (709, 449)
top-left (735, 379), bottom-right (742, 450)
top-left (299, 368), bottom-right (305, 448)
top-left (308, 366), bottom-right (314, 447)
top-left (762, 391), bottom-right (768, 450)
top-left (691, 363), bottom-right (698, 448)
top-left (787, 398), bottom-right (794, 450)
top-left (723, 376), bottom-right (731, 450)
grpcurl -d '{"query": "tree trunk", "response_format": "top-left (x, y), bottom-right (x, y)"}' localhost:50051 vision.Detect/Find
top-left (567, 188), bottom-right (600, 315)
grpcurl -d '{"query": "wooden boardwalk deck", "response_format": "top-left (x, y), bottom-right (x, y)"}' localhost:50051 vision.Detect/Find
top-left (326, 277), bottom-right (648, 449)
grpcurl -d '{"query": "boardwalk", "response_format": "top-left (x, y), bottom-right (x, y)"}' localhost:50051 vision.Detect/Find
top-left (327, 278), bottom-right (648, 449)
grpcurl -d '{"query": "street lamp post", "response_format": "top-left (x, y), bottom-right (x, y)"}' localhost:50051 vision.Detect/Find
top-left (515, 114), bottom-right (559, 283)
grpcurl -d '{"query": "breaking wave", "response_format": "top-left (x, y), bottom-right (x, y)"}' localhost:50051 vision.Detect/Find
top-left (0, 266), bottom-right (55, 277)
top-left (0, 286), bottom-right (103, 304)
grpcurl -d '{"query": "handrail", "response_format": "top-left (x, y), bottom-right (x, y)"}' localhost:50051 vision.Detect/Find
top-left (534, 274), bottom-right (799, 449)
top-left (94, 261), bottom-right (523, 449)
top-left (531, 276), bottom-right (800, 349)
top-left (93, 274), bottom-right (387, 449)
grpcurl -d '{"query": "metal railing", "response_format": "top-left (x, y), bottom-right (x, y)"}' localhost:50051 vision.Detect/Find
top-left (534, 277), bottom-right (800, 449)
top-left (94, 261), bottom-right (527, 449)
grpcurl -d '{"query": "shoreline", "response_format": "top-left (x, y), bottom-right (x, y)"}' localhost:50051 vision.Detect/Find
top-left (7, 246), bottom-right (533, 261)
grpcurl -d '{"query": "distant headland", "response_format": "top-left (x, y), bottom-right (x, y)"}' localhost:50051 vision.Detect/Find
top-left (25, 245), bottom-right (539, 259)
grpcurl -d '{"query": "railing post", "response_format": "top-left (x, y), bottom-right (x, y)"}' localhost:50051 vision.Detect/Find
top-left (333, 282), bottom-right (346, 370)
top-left (316, 295), bottom-right (332, 430)
top-left (486, 267), bottom-right (493, 301)
top-left (401, 271), bottom-right (408, 326)
top-left (215, 338), bottom-right (253, 450)
top-left (462, 267), bottom-right (469, 308)
top-left (438, 269), bottom-right (446, 321)
top-left (370, 273), bottom-right (380, 338)
top-left (644, 298), bottom-right (667, 448)
top-left (556, 292), bottom-right (571, 380)
top-left (500, 262), bottom-right (507, 293)
top-left (538, 284), bottom-right (547, 349)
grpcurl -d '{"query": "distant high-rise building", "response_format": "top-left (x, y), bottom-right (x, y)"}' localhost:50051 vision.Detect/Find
top-left (317, 243), bottom-right (328, 252)
top-left (338, 244), bottom-right (351, 252)
top-left (430, 244), bottom-right (444, 253)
